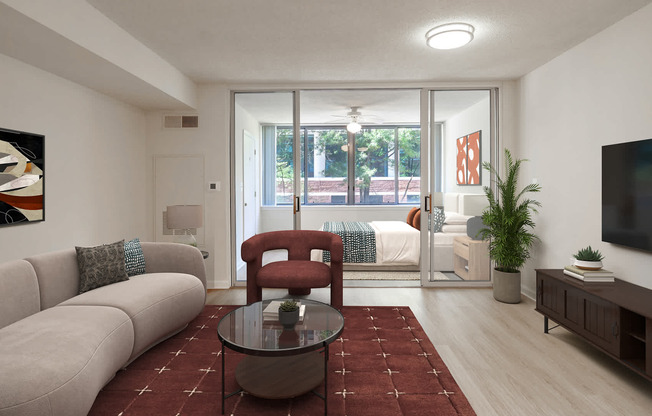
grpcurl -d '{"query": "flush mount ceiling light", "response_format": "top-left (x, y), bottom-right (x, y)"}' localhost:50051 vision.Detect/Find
top-left (426, 23), bottom-right (474, 50)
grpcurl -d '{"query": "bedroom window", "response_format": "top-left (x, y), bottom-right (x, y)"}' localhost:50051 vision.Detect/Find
top-left (264, 125), bottom-right (419, 205)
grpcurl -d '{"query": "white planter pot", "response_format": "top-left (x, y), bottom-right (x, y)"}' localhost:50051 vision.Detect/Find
top-left (574, 260), bottom-right (603, 271)
top-left (492, 269), bottom-right (521, 304)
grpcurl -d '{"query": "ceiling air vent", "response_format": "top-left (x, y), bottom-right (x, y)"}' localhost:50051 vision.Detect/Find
top-left (163, 115), bottom-right (199, 129)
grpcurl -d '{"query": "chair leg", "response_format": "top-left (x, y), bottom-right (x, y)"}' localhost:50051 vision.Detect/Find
top-left (247, 284), bottom-right (262, 305)
top-left (331, 280), bottom-right (343, 310)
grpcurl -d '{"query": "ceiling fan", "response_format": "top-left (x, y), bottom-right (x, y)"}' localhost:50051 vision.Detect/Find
top-left (330, 106), bottom-right (382, 133)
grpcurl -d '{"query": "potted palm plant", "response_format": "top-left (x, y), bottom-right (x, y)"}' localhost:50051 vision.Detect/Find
top-left (478, 149), bottom-right (542, 303)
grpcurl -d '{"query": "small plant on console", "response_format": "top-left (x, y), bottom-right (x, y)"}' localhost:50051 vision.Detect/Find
top-left (573, 246), bottom-right (604, 262)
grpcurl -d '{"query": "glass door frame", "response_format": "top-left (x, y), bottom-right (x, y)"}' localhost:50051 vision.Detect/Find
top-left (419, 87), bottom-right (500, 287)
top-left (230, 89), bottom-right (302, 286)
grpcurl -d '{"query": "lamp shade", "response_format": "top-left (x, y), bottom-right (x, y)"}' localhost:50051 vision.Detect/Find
top-left (167, 205), bottom-right (203, 230)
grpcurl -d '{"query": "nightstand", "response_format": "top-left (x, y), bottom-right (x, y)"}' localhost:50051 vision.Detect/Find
top-left (453, 235), bottom-right (490, 280)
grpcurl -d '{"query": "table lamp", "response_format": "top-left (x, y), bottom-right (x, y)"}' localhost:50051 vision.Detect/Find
top-left (166, 205), bottom-right (203, 247)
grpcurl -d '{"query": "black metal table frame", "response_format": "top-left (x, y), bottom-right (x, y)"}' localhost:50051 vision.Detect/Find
top-left (217, 300), bottom-right (343, 416)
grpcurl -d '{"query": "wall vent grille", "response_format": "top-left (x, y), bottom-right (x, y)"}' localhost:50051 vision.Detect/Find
top-left (163, 115), bottom-right (199, 128)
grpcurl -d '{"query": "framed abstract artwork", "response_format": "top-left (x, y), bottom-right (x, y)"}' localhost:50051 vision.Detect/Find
top-left (456, 130), bottom-right (481, 186)
top-left (0, 127), bottom-right (45, 226)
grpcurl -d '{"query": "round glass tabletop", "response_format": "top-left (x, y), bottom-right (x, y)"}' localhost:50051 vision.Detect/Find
top-left (217, 299), bottom-right (344, 357)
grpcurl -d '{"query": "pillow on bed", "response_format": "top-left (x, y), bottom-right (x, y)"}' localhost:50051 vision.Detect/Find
top-left (445, 212), bottom-right (472, 225)
top-left (413, 209), bottom-right (421, 229)
top-left (407, 207), bottom-right (419, 226)
top-left (441, 224), bottom-right (467, 233)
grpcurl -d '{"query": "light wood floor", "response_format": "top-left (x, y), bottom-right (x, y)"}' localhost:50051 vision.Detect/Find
top-left (206, 287), bottom-right (652, 416)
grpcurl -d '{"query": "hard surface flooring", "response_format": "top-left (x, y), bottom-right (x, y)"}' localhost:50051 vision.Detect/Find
top-left (207, 287), bottom-right (652, 416)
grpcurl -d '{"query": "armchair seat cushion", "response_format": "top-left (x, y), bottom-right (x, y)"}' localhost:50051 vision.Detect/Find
top-left (257, 260), bottom-right (331, 288)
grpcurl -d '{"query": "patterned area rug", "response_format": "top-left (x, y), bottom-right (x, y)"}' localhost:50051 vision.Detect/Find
top-left (90, 305), bottom-right (475, 416)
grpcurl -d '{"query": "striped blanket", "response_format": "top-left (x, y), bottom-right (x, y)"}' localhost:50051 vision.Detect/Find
top-left (323, 221), bottom-right (376, 263)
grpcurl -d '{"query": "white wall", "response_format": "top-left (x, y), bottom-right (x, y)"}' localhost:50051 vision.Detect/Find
top-left (0, 53), bottom-right (147, 262)
top-left (518, 3), bottom-right (652, 296)
top-left (444, 96), bottom-right (491, 193)
top-left (146, 84), bottom-right (231, 289)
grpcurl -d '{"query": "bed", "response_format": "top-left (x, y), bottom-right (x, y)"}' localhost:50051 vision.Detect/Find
top-left (312, 193), bottom-right (487, 272)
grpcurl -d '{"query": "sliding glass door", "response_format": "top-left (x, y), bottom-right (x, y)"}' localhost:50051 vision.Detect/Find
top-left (232, 91), bottom-right (300, 282)
top-left (420, 88), bottom-right (497, 286)
top-left (232, 87), bottom-right (496, 286)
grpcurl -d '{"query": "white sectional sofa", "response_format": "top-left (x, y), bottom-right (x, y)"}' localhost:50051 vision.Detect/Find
top-left (0, 242), bottom-right (206, 416)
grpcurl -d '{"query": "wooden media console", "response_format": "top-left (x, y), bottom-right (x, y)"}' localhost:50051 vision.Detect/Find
top-left (535, 269), bottom-right (652, 381)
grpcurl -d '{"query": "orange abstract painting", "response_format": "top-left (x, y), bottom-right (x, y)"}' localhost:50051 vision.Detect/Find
top-left (456, 131), bottom-right (481, 186)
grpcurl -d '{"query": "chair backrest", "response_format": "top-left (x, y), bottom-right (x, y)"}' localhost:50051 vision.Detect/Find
top-left (242, 230), bottom-right (342, 262)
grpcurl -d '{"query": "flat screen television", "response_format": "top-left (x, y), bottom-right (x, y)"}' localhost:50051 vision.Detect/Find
top-left (0, 127), bottom-right (45, 227)
top-left (602, 138), bottom-right (652, 252)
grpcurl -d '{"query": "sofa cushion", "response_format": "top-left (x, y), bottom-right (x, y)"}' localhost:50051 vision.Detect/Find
top-left (25, 248), bottom-right (80, 310)
top-left (0, 305), bottom-right (133, 416)
top-left (0, 260), bottom-right (40, 329)
top-left (140, 242), bottom-right (207, 290)
top-left (257, 260), bottom-right (332, 288)
top-left (59, 273), bottom-right (205, 360)
top-left (124, 238), bottom-right (146, 277)
top-left (76, 240), bottom-right (129, 293)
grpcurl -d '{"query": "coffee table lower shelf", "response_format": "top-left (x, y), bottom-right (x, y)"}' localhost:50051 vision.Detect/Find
top-left (235, 351), bottom-right (325, 399)
top-left (221, 345), bottom-right (330, 415)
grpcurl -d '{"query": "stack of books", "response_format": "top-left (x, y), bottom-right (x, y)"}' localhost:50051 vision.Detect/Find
top-left (563, 265), bottom-right (615, 282)
top-left (262, 300), bottom-right (306, 322)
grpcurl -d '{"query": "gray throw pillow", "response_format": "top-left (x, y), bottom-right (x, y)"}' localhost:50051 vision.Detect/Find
top-left (76, 240), bottom-right (129, 294)
top-left (124, 238), bottom-right (146, 277)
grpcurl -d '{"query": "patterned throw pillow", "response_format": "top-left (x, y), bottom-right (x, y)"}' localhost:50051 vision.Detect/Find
top-left (76, 240), bottom-right (129, 294)
top-left (432, 207), bottom-right (446, 232)
top-left (124, 238), bottom-right (146, 277)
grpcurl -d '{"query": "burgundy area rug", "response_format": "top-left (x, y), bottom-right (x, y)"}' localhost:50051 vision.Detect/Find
top-left (90, 305), bottom-right (476, 416)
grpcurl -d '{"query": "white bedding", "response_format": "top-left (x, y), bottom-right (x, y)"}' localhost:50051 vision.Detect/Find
top-left (313, 220), bottom-right (465, 267)
top-left (370, 221), bottom-right (420, 264)
top-left (311, 193), bottom-right (485, 270)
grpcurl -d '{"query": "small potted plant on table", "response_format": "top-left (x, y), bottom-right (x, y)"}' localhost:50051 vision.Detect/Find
top-left (278, 300), bottom-right (300, 329)
top-left (573, 246), bottom-right (604, 270)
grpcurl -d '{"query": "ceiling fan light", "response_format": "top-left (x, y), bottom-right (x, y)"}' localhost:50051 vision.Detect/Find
top-left (426, 23), bottom-right (474, 50)
top-left (347, 121), bottom-right (362, 133)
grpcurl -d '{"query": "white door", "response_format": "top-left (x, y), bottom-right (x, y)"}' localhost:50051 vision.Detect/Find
top-left (243, 130), bottom-right (257, 242)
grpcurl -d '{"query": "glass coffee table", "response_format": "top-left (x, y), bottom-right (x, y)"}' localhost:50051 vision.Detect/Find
top-left (217, 299), bottom-right (344, 415)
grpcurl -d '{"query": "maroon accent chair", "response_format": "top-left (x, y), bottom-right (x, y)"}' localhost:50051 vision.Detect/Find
top-left (241, 230), bottom-right (343, 309)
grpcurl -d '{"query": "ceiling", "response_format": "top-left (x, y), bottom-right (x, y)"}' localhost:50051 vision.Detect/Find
top-left (87, 0), bottom-right (652, 84)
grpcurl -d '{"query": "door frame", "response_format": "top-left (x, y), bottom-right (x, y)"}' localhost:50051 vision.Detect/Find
top-left (230, 84), bottom-right (502, 288)
top-left (230, 89), bottom-right (301, 286)
top-left (419, 87), bottom-right (499, 287)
